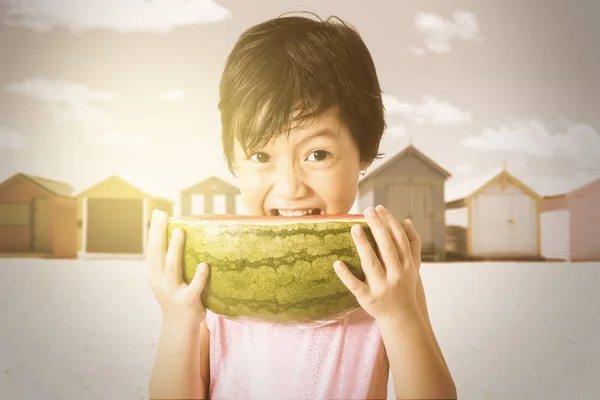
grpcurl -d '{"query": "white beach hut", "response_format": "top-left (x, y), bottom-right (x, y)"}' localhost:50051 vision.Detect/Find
top-left (445, 168), bottom-right (543, 260)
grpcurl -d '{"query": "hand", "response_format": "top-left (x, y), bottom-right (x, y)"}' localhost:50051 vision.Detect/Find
top-left (145, 209), bottom-right (210, 330)
top-left (334, 205), bottom-right (421, 322)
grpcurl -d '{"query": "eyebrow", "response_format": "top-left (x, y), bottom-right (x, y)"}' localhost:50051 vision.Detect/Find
top-left (241, 127), bottom-right (338, 155)
top-left (296, 128), bottom-right (338, 146)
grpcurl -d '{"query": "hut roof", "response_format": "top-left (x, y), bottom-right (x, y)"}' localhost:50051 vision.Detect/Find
top-left (360, 145), bottom-right (451, 185)
top-left (0, 173), bottom-right (75, 197)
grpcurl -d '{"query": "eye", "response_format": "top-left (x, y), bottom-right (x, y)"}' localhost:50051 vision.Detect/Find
top-left (306, 150), bottom-right (330, 162)
top-left (249, 152), bottom-right (270, 163)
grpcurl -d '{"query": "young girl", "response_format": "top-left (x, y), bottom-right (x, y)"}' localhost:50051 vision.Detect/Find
top-left (146, 13), bottom-right (456, 400)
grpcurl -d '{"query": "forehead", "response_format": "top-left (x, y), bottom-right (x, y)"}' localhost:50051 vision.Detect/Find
top-left (235, 106), bottom-right (348, 150)
top-left (287, 107), bottom-right (344, 139)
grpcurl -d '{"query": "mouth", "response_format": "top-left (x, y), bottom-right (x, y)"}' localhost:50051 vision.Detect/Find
top-left (268, 208), bottom-right (322, 216)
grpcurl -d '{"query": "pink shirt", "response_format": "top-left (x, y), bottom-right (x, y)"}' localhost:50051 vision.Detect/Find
top-left (205, 308), bottom-right (389, 400)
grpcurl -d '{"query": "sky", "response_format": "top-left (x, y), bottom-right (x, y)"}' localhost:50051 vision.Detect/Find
top-left (1, 0), bottom-right (599, 210)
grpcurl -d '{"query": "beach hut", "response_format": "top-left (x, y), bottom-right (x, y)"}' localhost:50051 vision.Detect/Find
top-left (541, 177), bottom-right (600, 261)
top-left (76, 175), bottom-right (174, 255)
top-left (358, 145), bottom-right (452, 261)
top-left (179, 176), bottom-right (241, 216)
top-left (445, 169), bottom-right (543, 260)
top-left (0, 173), bottom-right (78, 258)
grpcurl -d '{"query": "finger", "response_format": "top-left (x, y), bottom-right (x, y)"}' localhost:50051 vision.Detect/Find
top-left (165, 227), bottom-right (185, 291)
top-left (145, 209), bottom-right (168, 281)
top-left (402, 218), bottom-right (422, 269)
top-left (185, 262), bottom-right (210, 301)
top-left (364, 207), bottom-right (401, 272)
top-left (374, 205), bottom-right (414, 273)
top-left (351, 223), bottom-right (385, 284)
top-left (334, 261), bottom-right (369, 299)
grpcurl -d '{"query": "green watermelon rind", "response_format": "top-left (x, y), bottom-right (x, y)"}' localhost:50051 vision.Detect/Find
top-left (166, 219), bottom-right (377, 324)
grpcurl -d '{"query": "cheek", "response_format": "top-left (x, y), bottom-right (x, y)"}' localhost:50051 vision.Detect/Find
top-left (240, 181), bottom-right (267, 213)
top-left (314, 173), bottom-right (359, 209)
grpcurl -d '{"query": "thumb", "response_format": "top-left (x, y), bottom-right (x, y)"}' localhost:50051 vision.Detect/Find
top-left (186, 262), bottom-right (210, 299)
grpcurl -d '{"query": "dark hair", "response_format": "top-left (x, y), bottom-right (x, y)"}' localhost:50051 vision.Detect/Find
top-left (218, 12), bottom-right (386, 174)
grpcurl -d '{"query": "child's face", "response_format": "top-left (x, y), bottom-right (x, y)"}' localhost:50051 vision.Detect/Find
top-left (233, 107), bottom-right (368, 216)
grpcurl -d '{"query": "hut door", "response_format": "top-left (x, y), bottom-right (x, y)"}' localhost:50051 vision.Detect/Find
top-left (32, 197), bottom-right (52, 253)
top-left (86, 198), bottom-right (144, 254)
top-left (387, 184), bottom-right (433, 245)
top-left (409, 185), bottom-right (433, 245)
top-left (509, 193), bottom-right (538, 255)
top-left (472, 194), bottom-right (511, 255)
top-left (387, 184), bottom-right (411, 221)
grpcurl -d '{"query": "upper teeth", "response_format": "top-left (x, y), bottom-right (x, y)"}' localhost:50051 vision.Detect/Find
top-left (277, 209), bottom-right (316, 216)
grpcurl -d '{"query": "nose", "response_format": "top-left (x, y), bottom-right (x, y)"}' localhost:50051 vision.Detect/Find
top-left (272, 162), bottom-right (308, 200)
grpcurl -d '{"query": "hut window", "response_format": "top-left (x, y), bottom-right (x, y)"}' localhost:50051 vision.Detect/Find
top-left (213, 194), bottom-right (227, 214)
top-left (191, 194), bottom-right (205, 215)
top-left (0, 203), bottom-right (31, 226)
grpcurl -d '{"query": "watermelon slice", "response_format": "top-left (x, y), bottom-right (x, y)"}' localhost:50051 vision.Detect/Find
top-left (167, 214), bottom-right (377, 325)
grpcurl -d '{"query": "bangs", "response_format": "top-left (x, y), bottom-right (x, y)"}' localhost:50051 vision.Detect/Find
top-left (229, 57), bottom-right (339, 154)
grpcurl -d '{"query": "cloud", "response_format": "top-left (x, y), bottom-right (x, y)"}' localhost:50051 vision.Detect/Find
top-left (407, 47), bottom-right (426, 56)
top-left (461, 120), bottom-right (600, 162)
top-left (387, 95), bottom-right (472, 126)
top-left (386, 125), bottom-right (408, 137)
top-left (382, 94), bottom-right (405, 115)
top-left (5, 78), bottom-right (115, 126)
top-left (5, 78), bottom-right (114, 103)
top-left (162, 87), bottom-right (185, 102)
top-left (50, 103), bottom-right (114, 126)
top-left (0, 125), bottom-right (28, 150)
top-left (4, 0), bottom-right (232, 32)
top-left (414, 11), bottom-right (482, 53)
